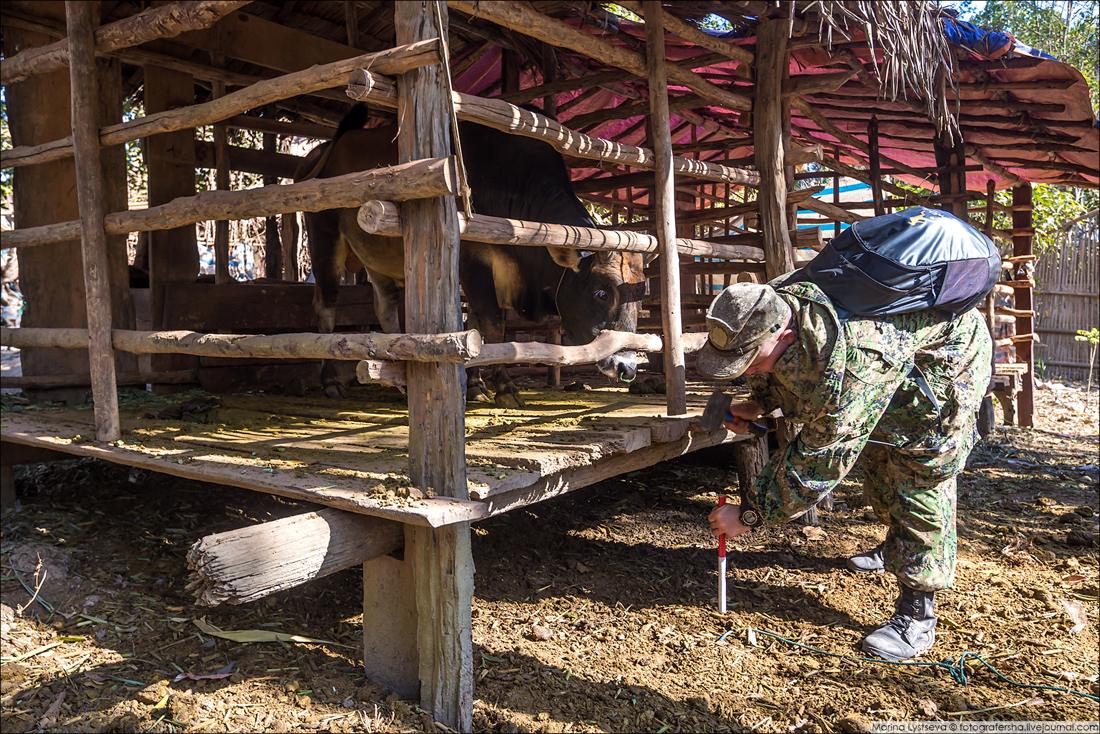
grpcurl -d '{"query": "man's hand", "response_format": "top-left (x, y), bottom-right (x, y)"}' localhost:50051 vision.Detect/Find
top-left (723, 400), bottom-right (764, 434)
top-left (708, 503), bottom-right (751, 538)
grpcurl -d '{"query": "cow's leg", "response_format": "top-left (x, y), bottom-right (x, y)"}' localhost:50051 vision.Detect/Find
top-left (306, 213), bottom-right (348, 399)
top-left (474, 310), bottom-right (524, 409)
top-left (462, 310), bottom-right (493, 404)
top-left (367, 269), bottom-right (403, 335)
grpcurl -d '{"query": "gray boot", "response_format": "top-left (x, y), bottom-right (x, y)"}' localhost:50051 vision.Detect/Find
top-left (862, 584), bottom-right (938, 661)
top-left (846, 542), bottom-right (885, 573)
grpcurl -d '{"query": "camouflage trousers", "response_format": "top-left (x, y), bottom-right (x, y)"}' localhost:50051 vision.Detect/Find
top-left (860, 311), bottom-right (992, 592)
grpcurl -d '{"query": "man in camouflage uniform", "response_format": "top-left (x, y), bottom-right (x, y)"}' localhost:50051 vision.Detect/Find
top-left (697, 279), bottom-right (991, 661)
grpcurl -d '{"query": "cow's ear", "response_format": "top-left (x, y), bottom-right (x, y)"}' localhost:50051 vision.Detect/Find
top-left (547, 246), bottom-right (582, 271)
top-left (643, 252), bottom-right (659, 266)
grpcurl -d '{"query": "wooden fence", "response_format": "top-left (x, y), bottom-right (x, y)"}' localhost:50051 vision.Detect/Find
top-left (1034, 210), bottom-right (1099, 380)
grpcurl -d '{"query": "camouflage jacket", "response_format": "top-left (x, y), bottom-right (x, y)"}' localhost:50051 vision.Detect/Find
top-left (745, 280), bottom-right (988, 525)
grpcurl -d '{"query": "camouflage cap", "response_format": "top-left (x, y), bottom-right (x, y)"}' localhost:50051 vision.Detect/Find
top-left (695, 283), bottom-right (791, 380)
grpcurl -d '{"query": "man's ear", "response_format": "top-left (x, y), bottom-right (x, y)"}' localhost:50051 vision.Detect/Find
top-left (547, 246), bottom-right (581, 271)
top-left (780, 328), bottom-right (798, 346)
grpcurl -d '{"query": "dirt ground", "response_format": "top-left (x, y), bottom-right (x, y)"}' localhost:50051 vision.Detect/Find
top-left (2, 377), bottom-right (1098, 733)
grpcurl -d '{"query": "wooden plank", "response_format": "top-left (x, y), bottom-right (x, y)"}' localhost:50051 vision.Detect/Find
top-left (66, 0), bottom-right (120, 441)
top-left (0, 412), bottom-right (488, 527)
top-left (482, 426), bottom-right (743, 515)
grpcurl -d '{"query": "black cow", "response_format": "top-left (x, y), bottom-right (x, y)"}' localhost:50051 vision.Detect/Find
top-left (297, 104), bottom-right (645, 406)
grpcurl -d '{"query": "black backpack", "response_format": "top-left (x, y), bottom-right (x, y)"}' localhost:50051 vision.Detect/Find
top-left (779, 207), bottom-right (1002, 318)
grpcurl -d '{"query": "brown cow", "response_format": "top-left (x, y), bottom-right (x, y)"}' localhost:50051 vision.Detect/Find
top-left (297, 104), bottom-right (645, 406)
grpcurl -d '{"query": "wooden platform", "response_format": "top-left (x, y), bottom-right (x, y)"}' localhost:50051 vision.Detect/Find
top-left (1, 382), bottom-right (747, 526)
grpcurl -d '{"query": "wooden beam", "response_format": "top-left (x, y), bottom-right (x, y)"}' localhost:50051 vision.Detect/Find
top-left (5, 157), bottom-right (456, 250)
top-left (356, 200), bottom-right (766, 261)
top-left (2, 39), bottom-right (443, 170)
top-left (345, 83), bottom-right (760, 187)
top-left (2, 1), bottom-right (248, 86)
top-left (799, 196), bottom-right (867, 225)
top-left (187, 509), bottom-right (404, 607)
top-left (1, 326), bottom-right (483, 363)
top-left (447, 0), bottom-right (752, 112)
top-left (619, 0), bottom-right (752, 64)
top-left (466, 330), bottom-right (663, 369)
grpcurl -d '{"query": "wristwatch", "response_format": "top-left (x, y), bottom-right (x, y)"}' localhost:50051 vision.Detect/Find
top-left (738, 491), bottom-right (763, 530)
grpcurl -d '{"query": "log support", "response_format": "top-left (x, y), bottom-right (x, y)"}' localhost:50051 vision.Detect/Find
top-left (66, 1), bottom-right (120, 442)
top-left (358, 5), bottom-right (474, 731)
top-left (644, 1), bottom-right (686, 417)
top-left (754, 20), bottom-right (795, 279)
top-left (186, 508), bottom-right (404, 606)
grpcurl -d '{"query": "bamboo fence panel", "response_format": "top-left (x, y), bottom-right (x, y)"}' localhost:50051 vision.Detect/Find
top-left (1034, 213), bottom-right (1099, 380)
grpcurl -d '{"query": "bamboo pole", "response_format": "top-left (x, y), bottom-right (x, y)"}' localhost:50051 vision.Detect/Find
top-left (2, 39), bottom-right (442, 170)
top-left (447, 0), bottom-right (751, 113)
top-left (65, 1), bottom-right (120, 443)
top-left (1, 327), bottom-right (482, 363)
top-left (643, 2), bottom-right (686, 416)
top-left (2, 1), bottom-right (249, 86)
top-left (6, 157), bottom-right (455, 250)
top-left (355, 200), bottom-right (767, 261)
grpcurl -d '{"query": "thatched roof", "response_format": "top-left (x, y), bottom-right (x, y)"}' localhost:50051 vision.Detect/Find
top-left (73, 1), bottom-right (1100, 194)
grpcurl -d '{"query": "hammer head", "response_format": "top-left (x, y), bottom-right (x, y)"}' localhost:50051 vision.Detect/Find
top-left (701, 390), bottom-right (734, 431)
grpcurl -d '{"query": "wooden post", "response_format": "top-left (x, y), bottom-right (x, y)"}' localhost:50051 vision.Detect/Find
top-left (65, 1), bottom-right (120, 442)
top-left (934, 131), bottom-right (969, 219)
top-left (263, 131), bottom-right (282, 280)
top-left (1012, 184), bottom-right (1035, 427)
top-left (145, 63), bottom-right (200, 386)
top-left (281, 212), bottom-right (299, 281)
top-left (868, 115), bottom-right (885, 217)
top-left (212, 56), bottom-right (232, 285)
top-left (754, 20), bottom-right (795, 280)
top-left (643, 1), bottom-right (686, 416)
top-left (368, 3), bottom-right (472, 731)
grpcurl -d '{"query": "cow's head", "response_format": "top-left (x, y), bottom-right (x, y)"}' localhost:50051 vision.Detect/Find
top-left (549, 248), bottom-right (646, 383)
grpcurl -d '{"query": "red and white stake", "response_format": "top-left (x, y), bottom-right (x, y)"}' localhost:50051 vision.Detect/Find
top-left (718, 495), bottom-right (727, 613)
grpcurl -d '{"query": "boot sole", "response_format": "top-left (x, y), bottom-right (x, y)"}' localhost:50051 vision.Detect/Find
top-left (846, 565), bottom-right (885, 574)
top-left (861, 640), bottom-right (921, 662)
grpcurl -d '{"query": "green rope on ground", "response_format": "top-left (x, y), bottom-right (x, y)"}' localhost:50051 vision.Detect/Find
top-left (718, 626), bottom-right (1100, 704)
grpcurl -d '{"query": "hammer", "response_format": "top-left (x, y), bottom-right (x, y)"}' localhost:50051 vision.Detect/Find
top-left (700, 391), bottom-right (768, 436)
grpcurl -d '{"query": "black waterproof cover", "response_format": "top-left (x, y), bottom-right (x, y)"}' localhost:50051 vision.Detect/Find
top-left (779, 207), bottom-right (1002, 318)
